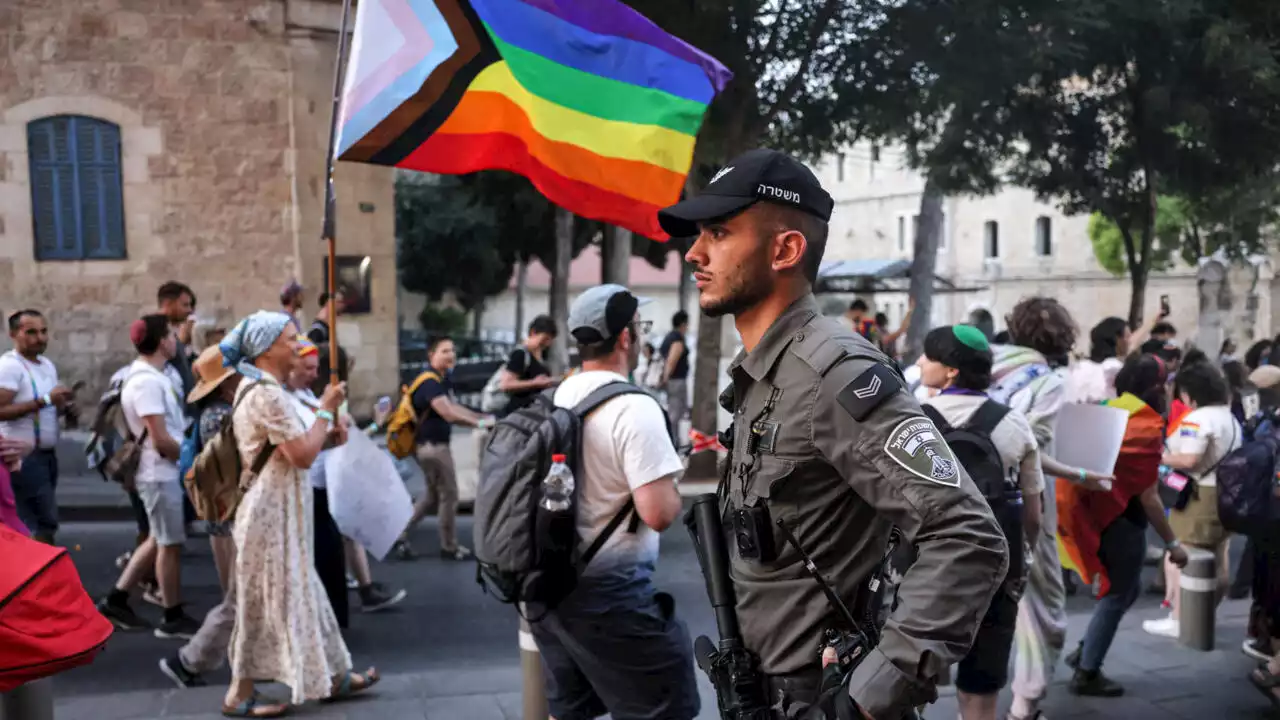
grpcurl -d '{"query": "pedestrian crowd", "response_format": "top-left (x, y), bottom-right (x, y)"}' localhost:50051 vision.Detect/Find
top-left (2, 153), bottom-right (1279, 720)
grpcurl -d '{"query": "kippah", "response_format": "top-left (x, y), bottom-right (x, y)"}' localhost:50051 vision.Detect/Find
top-left (953, 324), bottom-right (989, 352)
top-left (128, 319), bottom-right (147, 346)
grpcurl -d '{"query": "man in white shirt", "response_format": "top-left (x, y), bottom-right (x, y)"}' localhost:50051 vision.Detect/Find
top-left (97, 315), bottom-right (200, 639)
top-left (531, 284), bottom-right (699, 720)
top-left (0, 309), bottom-right (73, 543)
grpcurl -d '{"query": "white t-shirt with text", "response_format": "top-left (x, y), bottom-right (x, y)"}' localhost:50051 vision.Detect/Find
top-left (554, 371), bottom-right (684, 575)
top-left (121, 359), bottom-right (187, 484)
top-left (1169, 404), bottom-right (1242, 487)
top-left (0, 351), bottom-right (60, 448)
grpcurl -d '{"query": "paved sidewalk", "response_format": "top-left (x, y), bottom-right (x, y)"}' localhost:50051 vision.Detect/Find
top-left (50, 599), bottom-right (1272, 719)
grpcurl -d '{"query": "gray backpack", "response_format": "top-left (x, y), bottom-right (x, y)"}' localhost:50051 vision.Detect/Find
top-left (474, 382), bottom-right (660, 618)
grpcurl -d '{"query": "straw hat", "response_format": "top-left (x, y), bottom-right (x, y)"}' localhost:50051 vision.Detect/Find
top-left (187, 345), bottom-right (238, 404)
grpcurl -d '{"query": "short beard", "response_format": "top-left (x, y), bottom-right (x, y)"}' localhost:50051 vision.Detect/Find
top-left (700, 266), bottom-right (773, 318)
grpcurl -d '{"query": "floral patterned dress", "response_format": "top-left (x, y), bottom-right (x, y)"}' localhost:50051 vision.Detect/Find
top-left (228, 375), bottom-right (351, 703)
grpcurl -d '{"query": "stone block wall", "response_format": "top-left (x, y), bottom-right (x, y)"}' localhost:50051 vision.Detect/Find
top-left (0, 0), bottom-right (399, 409)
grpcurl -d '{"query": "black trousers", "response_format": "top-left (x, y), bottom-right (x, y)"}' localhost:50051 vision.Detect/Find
top-left (313, 488), bottom-right (349, 629)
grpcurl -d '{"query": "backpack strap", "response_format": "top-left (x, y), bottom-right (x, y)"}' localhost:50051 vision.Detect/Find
top-left (965, 400), bottom-right (1011, 435)
top-left (577, 498), bottom-right (636, 571)
top-left (404, 370), bottom-right (442, 422)
top-left (570, 381), bottom-right (648, 417)
top-left (232, 380), bottom-right (276, 474)
top-left (571, 381), bottom-right (675, 445)
top-left (920, 404), bottom-right (953, 434)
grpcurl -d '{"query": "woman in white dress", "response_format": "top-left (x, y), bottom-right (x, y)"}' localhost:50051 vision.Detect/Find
top-left (219, 311), bottom-right (377, 717)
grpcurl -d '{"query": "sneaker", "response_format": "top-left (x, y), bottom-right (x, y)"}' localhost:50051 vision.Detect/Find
top-left (346, 573), bottom-right (360, 590)
top-left (1069, 669), bottom-right (1125, 697)
top-left (158, 655), bottom-right (206, 688)
top-left (440, 545), bottom-right (472, 561)
top-left (391, 540), bottom-right (418, 561)
top-left (359, 582), bottom-right (407, 613)
top-left (155, 612), bottom-right (201, 640)
top-left (1142, 615), bottom-right (1179, 638)
top-left (1244, 637), bottom-right (1275, 662)
top-left (98, 598), bottom-right (151, 631)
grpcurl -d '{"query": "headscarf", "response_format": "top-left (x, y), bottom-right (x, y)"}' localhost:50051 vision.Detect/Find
top-left (219, 311), bottom-right (293, 380)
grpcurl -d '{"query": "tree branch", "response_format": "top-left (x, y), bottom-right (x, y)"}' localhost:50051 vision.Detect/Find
top-left (761, 0), bottom-right (841, 126)
top-left (756, 0), bottom-right (792, 76)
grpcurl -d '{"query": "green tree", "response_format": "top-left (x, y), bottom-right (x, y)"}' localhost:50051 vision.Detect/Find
top-left (1088, 196), bottom-right (1186, 277)
top-left (855, 0), bottom-right (1280, 326)
top-left (630, 0), bottom-right (883, 478)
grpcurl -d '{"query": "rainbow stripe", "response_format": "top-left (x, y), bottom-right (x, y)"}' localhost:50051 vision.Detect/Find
top-left (336, 0), bottom-right (731, 240)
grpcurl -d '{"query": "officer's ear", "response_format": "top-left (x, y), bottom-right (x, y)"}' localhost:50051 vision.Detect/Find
top-left (769, 228), bottom-right (808, 275)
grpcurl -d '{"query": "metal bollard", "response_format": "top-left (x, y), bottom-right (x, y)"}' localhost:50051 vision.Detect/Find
top-left (519, 615), bottom-right (548, 720)
top-left (1178, 547), bottom-right (1217, 651)
top-left (1, 678), bottom-right (55, 720)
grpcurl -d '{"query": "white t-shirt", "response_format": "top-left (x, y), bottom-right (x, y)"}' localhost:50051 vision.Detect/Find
top-left (0, 351), bottom-right (60, 448)
top-left (554, 371), bottom-right (684, 575)
top-left (1169, 404), bottom-right (1242, 487)
top-left (121, 359), bottom-right (187, 484)
top-left (925, 394), bottom-right (1045, 497)
top-left (1065, 358), bottom-right (1123, 405)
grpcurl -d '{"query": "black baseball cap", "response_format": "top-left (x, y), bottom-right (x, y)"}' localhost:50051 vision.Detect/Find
top-left (658, 149), bottom-right (835, 238)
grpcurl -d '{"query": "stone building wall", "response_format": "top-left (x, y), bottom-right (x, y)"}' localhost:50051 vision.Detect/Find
top-left (0, 0), bottom-right (398, 409)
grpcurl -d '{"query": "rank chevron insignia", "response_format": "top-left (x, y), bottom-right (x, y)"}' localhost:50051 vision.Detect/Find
top-left (852, 374), bottom-right (882, 399)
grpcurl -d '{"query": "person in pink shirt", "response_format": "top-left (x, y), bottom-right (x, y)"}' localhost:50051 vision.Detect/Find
top-left (0, 436), bottom-right (30, 535)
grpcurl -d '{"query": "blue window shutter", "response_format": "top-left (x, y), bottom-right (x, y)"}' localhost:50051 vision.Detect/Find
top-left (27, 115), bottom-right (125, 260)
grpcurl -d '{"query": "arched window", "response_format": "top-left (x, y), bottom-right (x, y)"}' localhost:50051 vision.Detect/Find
top-left (1035, 216), bottom-right (1052, 256)
top-left (984, 220), bottom-right (999, 258)
top-left (27, 115), bottom-right (126, 260)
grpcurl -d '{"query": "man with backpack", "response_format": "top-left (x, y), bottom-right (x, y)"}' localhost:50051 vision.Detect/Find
top-left (393, 337), bottom-right (493, 561)
top-left (526, 284), bottom-right (697, 720)
top-left (917, 326), bottom-right (1044, 720)
top-left (97, 315), bottom-right (200, 639)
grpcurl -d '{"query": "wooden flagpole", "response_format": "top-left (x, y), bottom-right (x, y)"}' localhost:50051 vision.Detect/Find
top-left (321, 0), bottom-right (355, 386)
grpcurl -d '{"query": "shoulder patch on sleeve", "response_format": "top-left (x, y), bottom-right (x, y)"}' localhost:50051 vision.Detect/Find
top-left (835, 364), bottom-right (902, 422)
top-left (884, 416), bottom-right (961, 487)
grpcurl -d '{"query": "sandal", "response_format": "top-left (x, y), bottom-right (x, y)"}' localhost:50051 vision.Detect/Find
top-left (1250, 664), bottom-right (1280, 708)
top-left (221, 692), bottom-right (289, 718)
top-left (323, 667), bottom-right (379, 703)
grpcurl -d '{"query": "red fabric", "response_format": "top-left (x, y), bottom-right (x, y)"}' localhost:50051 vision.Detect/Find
top-left (1057, 396), bottom-right (1165, 596)
top-left (0, 525), bottom-right (113, 691)
top-left (1168, 398), bottom-right (1191, 437)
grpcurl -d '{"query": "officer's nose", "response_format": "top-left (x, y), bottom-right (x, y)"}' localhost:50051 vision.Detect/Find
top-left (685, 232), bottom-right (709, 268)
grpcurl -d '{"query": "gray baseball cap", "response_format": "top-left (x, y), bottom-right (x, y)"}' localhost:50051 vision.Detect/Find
top-left (568, 284), bottom-right (652, 344)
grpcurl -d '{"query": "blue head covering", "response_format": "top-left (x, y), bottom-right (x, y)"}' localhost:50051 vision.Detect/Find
top-left (220, 311), bottom-right (294, 380)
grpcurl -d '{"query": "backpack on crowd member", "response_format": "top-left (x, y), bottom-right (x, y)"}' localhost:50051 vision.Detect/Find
top-left (384, 370), bottom-right (441, 459)
top-left (183, 381), bottom-right (274, 523)
top-left (474, 382), bottom-right (659, 619)
top-left (85, 370), bottom-right (148, 489)
top-left (480, 348), bottom-right (530, 414)
top-left (1216, 427), bottom-right (1280, 542)
top-left (921, 401), bottom-right (1025, 591)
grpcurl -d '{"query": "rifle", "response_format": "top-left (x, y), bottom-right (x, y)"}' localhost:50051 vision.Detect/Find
top-left (685, 493), bottom-right (771, 720)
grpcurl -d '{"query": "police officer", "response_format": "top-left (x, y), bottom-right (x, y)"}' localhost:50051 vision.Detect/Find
top-left (659, 149), bottom-right (1009, 720)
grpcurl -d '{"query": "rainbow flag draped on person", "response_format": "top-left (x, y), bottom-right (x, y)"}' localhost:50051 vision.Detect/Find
top-left (335, 0), bottom-right (732, 240)
top-left (1056, 393), bottom-right (1165, 596)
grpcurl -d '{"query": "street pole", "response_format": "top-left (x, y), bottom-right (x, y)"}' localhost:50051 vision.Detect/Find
top-left (519, 615), bottom-right (548, 720)
top-left (1, 678), bottom-right (54, 720)
top-left (320, 0), bottom-right (355, 386)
